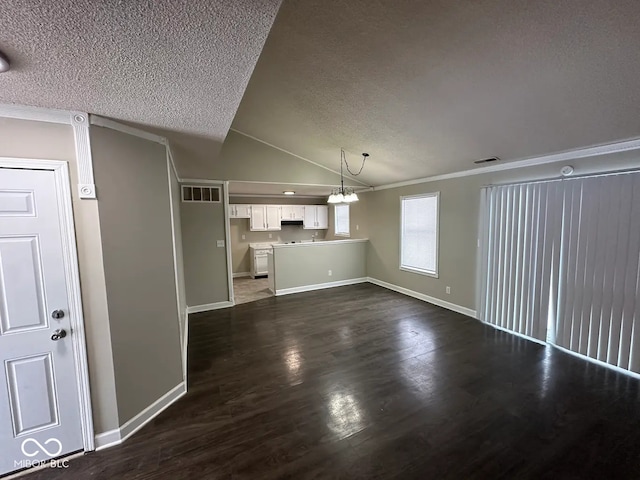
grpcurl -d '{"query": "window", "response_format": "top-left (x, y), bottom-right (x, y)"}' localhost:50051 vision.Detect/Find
top-left (181, 185), bottom-right (221, 203)
top-left (400, 193), bottom-right (439, 276)
top-left (334, 204), bottom-right (350, 237)
top-left (478, 170), bottom-right (640, 374)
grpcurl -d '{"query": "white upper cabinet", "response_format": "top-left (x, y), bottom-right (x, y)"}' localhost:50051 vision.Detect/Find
top-left (244, 203), bottom-right (326, 230)
top-left (250, 205), bottom-right (267, 231)
top-left (316, 205), bottom-right (328, 229)
top-left (230, 204), bottom-right (251, 218)
top-left (281, 205), bottom-right (305, 221)
top-left (265, 205), bottom-right (281, 230)
top-left (250, 205), bottom-right (281, 231)
top-left (303, 205), bottom-right (329, 229)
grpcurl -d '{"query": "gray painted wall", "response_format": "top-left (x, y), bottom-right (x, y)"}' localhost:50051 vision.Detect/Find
top-left (325, 199), bottom-right (369, 241)
top-left (273, 240), bottom-right (367, 291)
top-left (92, 126), bottom-right (183, 425)
top-left (364, 150), bottom-right (640, 312)
top-left (180, 190), bottom-right (230, 307)
top-left (175, 130), bottom-right (364, 309)
top-left (0, 117), bottom-right (119, 434)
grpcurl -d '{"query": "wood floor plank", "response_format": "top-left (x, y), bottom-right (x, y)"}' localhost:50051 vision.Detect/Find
top-left (20, 283), bottom-right (640, 479)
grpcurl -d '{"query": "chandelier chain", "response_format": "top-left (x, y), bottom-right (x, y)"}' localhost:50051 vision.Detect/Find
top-left (341, 148), bottom-right (367, 176)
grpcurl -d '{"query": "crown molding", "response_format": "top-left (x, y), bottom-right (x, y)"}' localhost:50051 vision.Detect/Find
top-left (0, 103), bottom-right (72, 124)
top-left (230, 179), bottom-right (372, 189)
top-left (229, 193), bottom-right (327, 199)
top-left (90, 115), bottom-right (167, 145)
top-left (229, 128), bottom-right (370, 187)
top-left (179, 178), bottom-right (225, 185)
top-left (372, 136), bottom-right (640, 191)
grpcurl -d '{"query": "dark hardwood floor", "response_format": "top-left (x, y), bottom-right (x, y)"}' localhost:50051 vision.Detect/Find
top-left (25, 284), bottom-right (640, 479)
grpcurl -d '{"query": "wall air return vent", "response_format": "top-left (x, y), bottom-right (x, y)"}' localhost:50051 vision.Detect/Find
top-left (474, 156), bottom-right (501, 165)
top-left (181, 185), bottom-right (221, 203)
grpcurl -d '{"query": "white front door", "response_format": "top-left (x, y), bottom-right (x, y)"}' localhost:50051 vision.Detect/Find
top-left (0, 168), bottom-right (83, 475)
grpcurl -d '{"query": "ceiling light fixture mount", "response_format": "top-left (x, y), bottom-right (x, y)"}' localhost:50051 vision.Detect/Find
top-left (0, 50), bottom-right (10, 73)
top-left (474, 156), bottom-right (500, 165)
top-left (328, 149), bottom-right (369, 204)
top-left (283, 191), bottom-right (295, 195)
top-left (560, 165), bottom-right (574, 176)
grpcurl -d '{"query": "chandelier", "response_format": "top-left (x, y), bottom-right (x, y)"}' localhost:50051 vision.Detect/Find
top-left (327, 149), bottom-right (369, 204)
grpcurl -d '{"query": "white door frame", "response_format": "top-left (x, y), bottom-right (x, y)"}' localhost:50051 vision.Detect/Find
top-left (223, 181), bottom-right (235, 305)
top-left (0, 157), bottom-right (95, 451)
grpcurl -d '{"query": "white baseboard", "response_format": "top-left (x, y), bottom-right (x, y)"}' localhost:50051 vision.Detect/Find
top-left (186, 301), bottom-right (234, 314)
top-left (94, 381), bottom-right (187, 451)
top-left (94, 428), bottom-right (121, 451)
top-left (182, 317), bottom-right (189, 381)
top-left (275, 277), bottom-right (368, 296)
top-left (233, 272), bottom-right (250, 278)
top-left (367, 277), bottom-right (477, 318)
top-left (120, 382), bottom-right (187, 441)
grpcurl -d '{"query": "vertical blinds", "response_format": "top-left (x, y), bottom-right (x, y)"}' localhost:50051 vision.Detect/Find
top-left (480, 170), bottom-right (640, 374)
top-left (555, 173), bottom-right (640, 372)
top-left (480, 182), bottom-right (561, 341)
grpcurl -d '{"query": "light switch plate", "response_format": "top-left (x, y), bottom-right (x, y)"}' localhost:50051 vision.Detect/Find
top-left (216, 240), bottom-right (225, 247)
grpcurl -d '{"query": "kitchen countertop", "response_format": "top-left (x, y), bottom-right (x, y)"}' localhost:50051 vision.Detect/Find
top-left (272, 238), bottom-right (368, 248)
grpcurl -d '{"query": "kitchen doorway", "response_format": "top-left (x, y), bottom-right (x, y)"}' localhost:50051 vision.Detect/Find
top-left (233, 277), bottom-right (272, 305)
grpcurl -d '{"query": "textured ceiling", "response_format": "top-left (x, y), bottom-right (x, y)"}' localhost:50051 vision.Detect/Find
top-left (0, 0), bottom-right (282, 148)
top-left (232, 0), bottom-right (640, 186)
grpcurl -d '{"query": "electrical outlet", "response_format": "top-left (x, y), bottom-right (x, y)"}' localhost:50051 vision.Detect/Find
top-left (217, 240), bottom-right (225, 248)
top-left (328, 270), bottom-right (332, 276)
top-left (268, 233), bottom-right (272, 239)
top-left (241, 234), bottom-right (246, 240)
top-left (356, 224), bottom-right (359, 230)
top-left (446, 286), bottom-right (451, 294)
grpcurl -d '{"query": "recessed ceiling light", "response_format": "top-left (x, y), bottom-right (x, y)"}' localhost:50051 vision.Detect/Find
top-left (283, 191), bottom-right (295, 195)
top-left (0, 50), bottom-right (10, 73)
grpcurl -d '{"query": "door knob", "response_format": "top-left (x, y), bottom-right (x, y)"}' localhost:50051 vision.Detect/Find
top-left (51, 309), bottom-right (65, 319)
top-left (51, 329), bottom-right (67, 341)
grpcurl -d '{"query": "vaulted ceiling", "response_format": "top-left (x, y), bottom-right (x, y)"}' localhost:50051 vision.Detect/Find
top-left (0, 0), bottom-right (282, 156)
top-left (232, 0), bottom-right (640, 185)
top-left (2, 1), bottom-right (640, 187)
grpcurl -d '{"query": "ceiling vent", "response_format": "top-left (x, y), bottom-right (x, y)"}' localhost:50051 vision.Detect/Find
top-left (474, 156), bottom-right (501, 165)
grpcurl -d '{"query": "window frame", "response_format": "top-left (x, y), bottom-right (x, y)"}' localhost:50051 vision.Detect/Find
top-left (181, 185), bottom-right (221, 203)
top-left (334, 203), bottom-right (350, 237)
top-left (399, 192), bottom-right (440, 278)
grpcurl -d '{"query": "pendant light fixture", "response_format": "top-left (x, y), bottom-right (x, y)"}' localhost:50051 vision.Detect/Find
top-left (327, 149), bottom-right (369, 204)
